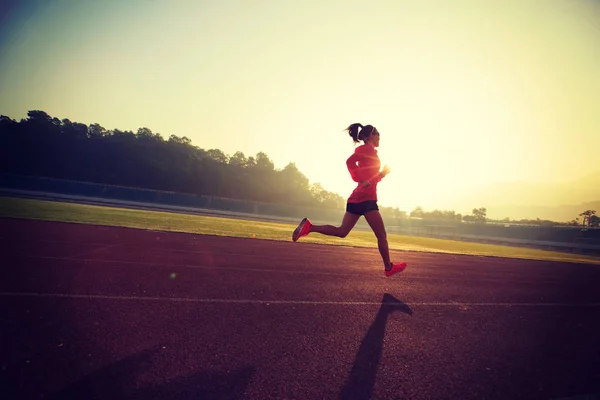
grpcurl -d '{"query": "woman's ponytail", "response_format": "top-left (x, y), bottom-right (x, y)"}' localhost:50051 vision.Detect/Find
top-left (345, 123), bottom-right (364, 143)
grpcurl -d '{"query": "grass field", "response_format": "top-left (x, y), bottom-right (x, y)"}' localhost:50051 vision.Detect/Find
top-left (1, 196), bottom-right (599, 265)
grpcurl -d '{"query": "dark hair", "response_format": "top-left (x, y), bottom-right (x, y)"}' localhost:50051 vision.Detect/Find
top-left (345, 123), bottom-right (376, 143)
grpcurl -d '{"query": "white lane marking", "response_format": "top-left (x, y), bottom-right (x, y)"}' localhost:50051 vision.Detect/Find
top-left (1, 292), bottom-right (600, 307)
top-left (68, 244), bottom-right (120, 259)
top-left (16, 255), bottom-right (582, 284)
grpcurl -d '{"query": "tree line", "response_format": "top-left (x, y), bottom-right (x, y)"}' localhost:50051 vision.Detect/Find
top-left (0, 111), bottom-right (350, 208)
top-left (1, 111), bottom-right (595, 227)
top-left (407, 206), bottom-right (598, 227)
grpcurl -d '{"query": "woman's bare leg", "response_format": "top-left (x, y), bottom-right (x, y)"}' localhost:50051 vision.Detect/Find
top-left (363, 210), bottom-right (391, 269)
top-left (310, 212), bottom-right (361, 238)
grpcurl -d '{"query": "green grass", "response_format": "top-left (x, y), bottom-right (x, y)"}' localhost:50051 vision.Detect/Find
top-left (1, 196), bottom-right (599, 265)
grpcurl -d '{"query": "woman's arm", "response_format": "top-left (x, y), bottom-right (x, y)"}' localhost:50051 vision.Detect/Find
top-left (373, 165), bottom-right (390, 183)
top-left (346, 153), bottom-right (362, 182)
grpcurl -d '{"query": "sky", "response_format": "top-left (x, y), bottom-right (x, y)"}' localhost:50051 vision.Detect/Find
top-left (1, 0), bottom-right (599, 214)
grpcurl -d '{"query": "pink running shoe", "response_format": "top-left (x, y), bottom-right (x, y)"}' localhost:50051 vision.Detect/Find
top-left (385, 262), bottom-right (407, 277)
top-left (292, 218), bottom-right (312, 242)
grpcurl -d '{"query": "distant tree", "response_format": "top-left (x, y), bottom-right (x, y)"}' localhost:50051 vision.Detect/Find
top-left (88, 123), bottom-right (107, 138)
top-left (0, 115), bottom-right (17, 129)
top-left (421, 209), bottom-right (461, 222)
top-left (321, 191), bottom-right (345, 209)
top-left (463, 207), bottom-right (486, 223)
top-left (207, 149), bottom-right (229, 164)
top-left (229, 151), bottom-right (249, 168)
top-left (472, 207), bottom-right (487, 223)
top-left (168, 134), bottom-right (192, 146)
top-left (309, 183), bottom-right (326, 203)
top-left (26, 110), bottom-right (53, 123)
top-left (135, 127), bottom-right (165, 146)
top-left (278, 162), bottom-right (312, 205)
top-left (399, 209), bottom-right (408, 219)
top-left (579, 210), bottom-right (596, 227)
top-left (255, 152), bottom-right (275, 171)
top-left (380, 206), bottom-right (407, 221)
top-left (589, 214), bottom-right (600, 228)
top-left (410, 206), bottom-right (424, 218)
top-left (61, 119), bottom-right (88, 141)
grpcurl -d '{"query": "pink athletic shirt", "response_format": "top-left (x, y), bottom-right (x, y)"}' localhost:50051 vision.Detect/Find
top-left (346, 143), bottom-right (383, 203)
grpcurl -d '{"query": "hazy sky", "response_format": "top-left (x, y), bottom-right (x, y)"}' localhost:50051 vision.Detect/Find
top-left (1, 0), bottom-right (599, 213)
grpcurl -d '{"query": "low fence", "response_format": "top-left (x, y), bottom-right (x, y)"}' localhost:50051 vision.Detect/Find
top-left (0, 173), bottom-right (347, 224)
top-left (403, 221), bottom-right (600, 245)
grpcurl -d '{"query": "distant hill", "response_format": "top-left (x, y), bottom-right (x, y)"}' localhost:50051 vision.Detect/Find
top-left (450, 171), bottom-right (600, 221)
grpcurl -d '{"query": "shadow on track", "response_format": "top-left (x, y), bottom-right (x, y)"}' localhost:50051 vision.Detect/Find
top-left (339, 293), bottom-right (412, 400)
top-left (49, 345), bottom-right (255, 400)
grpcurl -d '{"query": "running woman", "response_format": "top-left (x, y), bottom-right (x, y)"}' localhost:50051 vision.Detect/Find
top-left (292, 123), bottom-right (407, 277)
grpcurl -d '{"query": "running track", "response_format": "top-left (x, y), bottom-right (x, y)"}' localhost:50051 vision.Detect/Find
top-left (1, 218), bottom-right (599, 400)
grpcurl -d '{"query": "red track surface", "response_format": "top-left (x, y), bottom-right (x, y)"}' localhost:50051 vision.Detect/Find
top-left (2, 218), bottom-right (600, 400)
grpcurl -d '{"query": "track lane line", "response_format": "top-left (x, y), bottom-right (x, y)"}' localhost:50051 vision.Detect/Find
top-left (1, 292), bottom-right (600, 307)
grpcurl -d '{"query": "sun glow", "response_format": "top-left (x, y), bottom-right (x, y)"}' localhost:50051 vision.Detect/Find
top-left (1, 0), bottom-right (599, 217)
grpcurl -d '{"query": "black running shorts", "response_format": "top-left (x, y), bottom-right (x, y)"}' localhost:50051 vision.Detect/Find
top-left (346, 200), bottom-right (379, 216)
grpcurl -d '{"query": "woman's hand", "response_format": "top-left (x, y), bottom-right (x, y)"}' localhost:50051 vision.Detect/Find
top-left (381, 165), bottom-right (391, 177)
